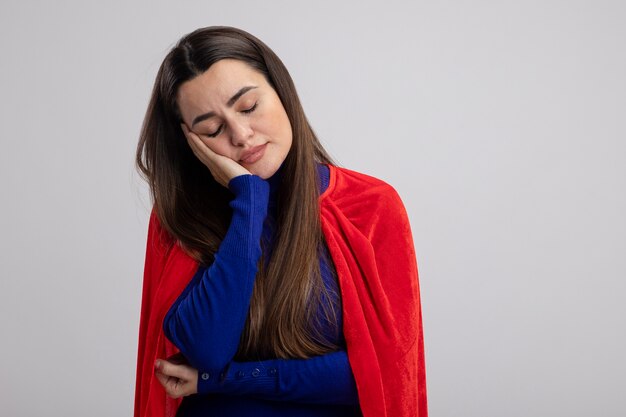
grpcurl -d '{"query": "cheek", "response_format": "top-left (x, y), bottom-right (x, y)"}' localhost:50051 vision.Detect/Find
top-left (257, 106), bottom-right (291, 140)
top-left (198, 137), bottom-right (230, 157)
top-left (276, 111), bottom-right (293, 146)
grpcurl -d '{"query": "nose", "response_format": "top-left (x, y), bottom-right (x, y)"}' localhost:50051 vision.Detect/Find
top-left (228, 119), bottom-right (254, 146)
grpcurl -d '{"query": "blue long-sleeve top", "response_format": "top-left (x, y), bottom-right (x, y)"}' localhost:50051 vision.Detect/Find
top-left (162, 162), bottom-right (363, 417)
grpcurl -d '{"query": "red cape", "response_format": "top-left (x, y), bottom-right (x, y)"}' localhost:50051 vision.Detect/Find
top-left (134, 164), bottom-right (428, 417)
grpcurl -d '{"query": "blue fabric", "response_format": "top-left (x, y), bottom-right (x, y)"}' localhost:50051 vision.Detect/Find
top-left (163, 162), bottom-right (362, 416)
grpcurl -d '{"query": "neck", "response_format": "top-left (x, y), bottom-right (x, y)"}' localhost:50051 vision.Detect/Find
top-left (266, 160), bottom-right (285, 200)
top-left (266, 160), bottom-right (327, 206)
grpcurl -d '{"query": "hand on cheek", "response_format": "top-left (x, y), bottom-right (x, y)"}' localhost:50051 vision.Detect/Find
top-left (180, 123), bottom-right (251, 188)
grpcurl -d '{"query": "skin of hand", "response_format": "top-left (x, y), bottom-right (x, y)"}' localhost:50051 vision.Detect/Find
top-left (181, 123), bottom-right (252, 188)
top-left (154, 352), bottom-right (199, 399)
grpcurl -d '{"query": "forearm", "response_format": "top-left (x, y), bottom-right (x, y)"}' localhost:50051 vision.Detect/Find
top-left (162, 174), bottom-right (269, 371)
top-left (197, 349), bottom-right (360, 406)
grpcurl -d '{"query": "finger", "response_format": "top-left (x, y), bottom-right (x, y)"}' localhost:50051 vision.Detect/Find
top-left (155, 370), bottom-right (186, 399)
top-left (182, 125), bottom-right (215, 154)
top-left (182, 127), bottom-right (214, 160)
top-left (185, 133), bottom-right (203, 159)
top-left (154, 370), bottom-right (174, 392)
top-left (158, 360), bottom-right (193, 380)
top-left (181, 123), bottom-right (200, 143)
top-left (183, 130), bottom-right (211, 164)
top-left (189, 133), bottom-right (217, 159)
top-left (180, 123), bottom-right (197, 146)
top-left (180, 122), bottom-right (190, 135)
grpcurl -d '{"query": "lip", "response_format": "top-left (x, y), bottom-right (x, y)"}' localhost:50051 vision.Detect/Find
top-left (239, 143), bottom-right (268, 164)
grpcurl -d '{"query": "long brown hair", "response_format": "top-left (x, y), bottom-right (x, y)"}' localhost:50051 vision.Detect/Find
top-left (135, 26), bottom-right (341, 360)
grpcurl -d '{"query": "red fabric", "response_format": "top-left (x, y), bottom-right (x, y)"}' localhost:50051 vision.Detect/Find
top-left (134, 164), bottom-right (428, 417)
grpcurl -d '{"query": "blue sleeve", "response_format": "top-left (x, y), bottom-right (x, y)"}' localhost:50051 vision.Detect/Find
top-left (162, 173), bottom-right (359, 406)
top-left (162, 174), bottom-right (269, 372)
top-left (197, 349), bottom-right (360, 406)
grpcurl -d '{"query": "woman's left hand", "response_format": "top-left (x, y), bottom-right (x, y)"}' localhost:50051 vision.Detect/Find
top-left (154, 352), bottom-right (198, 398)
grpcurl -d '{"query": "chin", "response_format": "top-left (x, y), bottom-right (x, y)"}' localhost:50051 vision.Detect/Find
top-left (245, 161), bottom-right (277, 180)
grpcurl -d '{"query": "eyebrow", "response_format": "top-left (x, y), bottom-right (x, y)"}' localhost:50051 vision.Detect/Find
top-left (191, 85), bottom-right (258, 128)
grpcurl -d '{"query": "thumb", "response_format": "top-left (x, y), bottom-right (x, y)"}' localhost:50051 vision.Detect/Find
top-left (155, 359), bottom-right (190, 380)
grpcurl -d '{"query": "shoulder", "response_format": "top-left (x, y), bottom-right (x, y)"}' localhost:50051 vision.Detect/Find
top-left (323, 165), bottom-right (410, 239)
top-left (327, 165), bottom-right (405, 211)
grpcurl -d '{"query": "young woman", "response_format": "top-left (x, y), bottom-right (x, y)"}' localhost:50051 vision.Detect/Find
top-left (134, 26), bottom-right (427, 417)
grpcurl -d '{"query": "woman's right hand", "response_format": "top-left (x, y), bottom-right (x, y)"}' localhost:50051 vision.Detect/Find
top-left (181, 123), bottom-right (252, 188)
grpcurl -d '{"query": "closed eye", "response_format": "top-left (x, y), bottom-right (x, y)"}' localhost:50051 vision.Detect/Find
top-left (206, 126), bottom-right (222, 138)
top-left (241, 102), bottom-right (257, 114)
top-left (205, 102), bottom-right (257, 138)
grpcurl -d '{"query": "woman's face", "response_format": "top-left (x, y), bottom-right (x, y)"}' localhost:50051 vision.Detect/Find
top-left (176, 58), bottom-right (293, 179)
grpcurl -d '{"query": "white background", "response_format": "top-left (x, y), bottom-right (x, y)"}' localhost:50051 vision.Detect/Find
top-left (1, 1), bottom-right (624, 416)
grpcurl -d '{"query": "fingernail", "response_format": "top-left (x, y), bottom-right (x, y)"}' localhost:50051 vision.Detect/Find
top-left (155, 360), bottom-right (161, 369)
